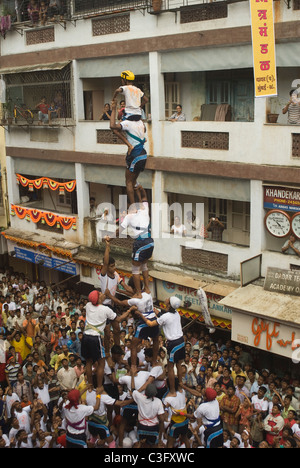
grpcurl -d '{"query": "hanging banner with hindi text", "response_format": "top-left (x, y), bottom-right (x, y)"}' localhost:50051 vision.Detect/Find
top-left (250, 0), bottom-right (277, 98)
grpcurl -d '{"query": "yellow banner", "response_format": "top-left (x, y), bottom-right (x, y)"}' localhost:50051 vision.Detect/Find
top-left (250, 0), bottom-right (277, 97)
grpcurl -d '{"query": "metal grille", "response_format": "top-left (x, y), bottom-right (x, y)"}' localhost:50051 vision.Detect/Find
top-left (5, 64), bottom-right (72, 122)
top-left (181, 131), bottom-right (229, 150)
top-left (182, 246), bottom-right (228, 273)
top-left (97, 129), bottom-right (124, 144)
top-left (92, 13), bottom-right (130, 35)
top-left (292, 133), bottom-right (300, 158)
top-left (293, 0), bottom-right (300, 9)
top-left (74, 0), bottom-right (147, 16)
top-left (147, 0), bottom-right (227, 14)
top-left (180, 2), bottom-right (227, 23)
top-left (26, 26), bottom-right (55, 45)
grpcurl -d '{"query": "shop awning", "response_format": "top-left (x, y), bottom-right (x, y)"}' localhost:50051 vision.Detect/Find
top-left (2, 228), bottom-right (80, 258)
top-left (0, 61), bottom-right (71, 75)
top-left (219, 283), bottom-right (300, 327)
top-left (149, 269), bottom-right (238, 296)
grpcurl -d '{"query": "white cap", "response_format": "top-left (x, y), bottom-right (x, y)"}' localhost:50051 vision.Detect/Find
top-left (170, 296), bottom-right (181, 310)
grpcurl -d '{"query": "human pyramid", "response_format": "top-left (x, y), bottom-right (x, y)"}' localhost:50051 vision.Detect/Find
top-left (73, 71), bottom-right (224, 450)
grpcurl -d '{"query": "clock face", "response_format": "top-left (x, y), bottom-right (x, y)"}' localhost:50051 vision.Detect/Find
top-left (264, 210), bottom-right (291, 238)
top-left (291, 212), bottom-right (300, 238)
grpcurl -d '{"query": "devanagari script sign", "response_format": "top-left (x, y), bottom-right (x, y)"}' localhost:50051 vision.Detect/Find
top-left (250, 0), bottom-right (277, 97)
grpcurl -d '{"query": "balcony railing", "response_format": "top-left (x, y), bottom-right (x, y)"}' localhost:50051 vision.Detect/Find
top-left (147, 0), bottom-right (227, 14)
top-left (1, 0), bottom-right (147, 32)
top-left (73, 0), bottom-right (148, 17)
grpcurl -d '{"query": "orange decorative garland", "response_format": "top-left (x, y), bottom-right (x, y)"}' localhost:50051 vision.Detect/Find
top-left (11, 204), bottom-right (77, 231)
top-left (16, 174), bottom-right (76, 193)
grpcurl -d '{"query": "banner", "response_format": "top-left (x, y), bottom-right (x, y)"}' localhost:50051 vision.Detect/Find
top-left (250, 0), bottom-right (277, 97)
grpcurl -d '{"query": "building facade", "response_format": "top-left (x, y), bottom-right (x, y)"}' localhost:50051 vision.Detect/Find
top-left (1, 0), bottom-right (300, 370)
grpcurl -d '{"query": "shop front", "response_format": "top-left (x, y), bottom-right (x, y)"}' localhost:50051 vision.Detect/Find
top-left (219, 272), bottom-right (300, 376)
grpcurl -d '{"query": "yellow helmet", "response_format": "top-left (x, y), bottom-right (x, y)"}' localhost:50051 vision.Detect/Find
top-left (120, 70), bottom-right (135, 81)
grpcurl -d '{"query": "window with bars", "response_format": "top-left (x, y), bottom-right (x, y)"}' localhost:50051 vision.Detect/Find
top-left (4, 63), bottom-right (72, 123)
top-left (208, 198), bottom-right (227, 229)
top-left (165, 82), bottom-right (180, 119)
top-left (231, 200), bottom-right (250, 232)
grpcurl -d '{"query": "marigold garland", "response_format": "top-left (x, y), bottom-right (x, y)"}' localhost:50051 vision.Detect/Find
top-left (11, 204), bottom-right (76, 231)
top-left (16, 174), bottom-right (76, 193)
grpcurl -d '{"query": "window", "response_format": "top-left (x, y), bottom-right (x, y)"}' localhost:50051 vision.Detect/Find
top-left (208, 198), bottom-right (227, 229)
top-left (165, 82), bottom-right (180, 119)
top-left (207, 81), bottom-right (230, 105)
top-left (232, 201), bottom-right (250, 232)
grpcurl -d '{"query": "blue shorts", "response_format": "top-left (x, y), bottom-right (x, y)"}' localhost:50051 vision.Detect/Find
top-left (168, 419), bottom-right (189, 439)
top-left (132, 237), bottom-right (154, 262)
top-left (167, 336), bottom-right (185, 364)
top-left (137, 423), bottom-right (159, 446)
top-left (134, 317), bottom-right (159, 340)
top-left (126, 148), bottom-right (147, 174)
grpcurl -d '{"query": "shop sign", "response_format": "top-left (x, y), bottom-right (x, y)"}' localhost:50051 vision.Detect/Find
top-left (264, 267), bottom-right (300, 296)
top-left (156, 280), bottom-right (232, 320)
top-left (13, 246), bottom-right (78, 275)
top-left (264, 185), bottom-right (300, 212)
top-left (232, 311), bottom-right (300, 360)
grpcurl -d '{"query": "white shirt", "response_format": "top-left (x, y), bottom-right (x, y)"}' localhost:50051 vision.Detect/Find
top-left (133, 390), bottom-right (164, 426)
top-left (15, 405), bottom-right (31, 433)
top-left (119, 371), bottom-right (150, 398)
top-left (121, 202), bottom-right (150, 239)
top-left (99, 272), bottom-right (122, 307)
top-left (251, 394), bottom-right (269, 412)
top-left (128, 292), bottom-right (155, 320)
top-left (34, 384), bottom-right (50, 406)
top-left (86, 390), bottom-right (116, 418)
top-left (157, 310), bottom-right (183, 341)
top-left (120, 85), bottom-right (144, 116)
top-left (194, 399), bottom-right (221, 427)
top-left (171, 224), bottom-right (186, 237)
top-left (84, 301), bottom-right (116, 336)
top-left (120, 119), bottom-right (146, 147)
top-left (164, 390), bottom-right (186, 418)
top-left (64, 404), bottom-right (94, 435)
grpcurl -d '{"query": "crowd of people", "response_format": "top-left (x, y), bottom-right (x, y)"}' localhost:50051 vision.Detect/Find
top-left (1, 70), bottom-right (299, 449)
top-left (0, 264), bottom-right (299, 449)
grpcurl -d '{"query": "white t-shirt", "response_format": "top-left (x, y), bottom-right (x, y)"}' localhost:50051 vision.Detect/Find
top-left (84, 301), bottom-right (116, 336)
top-left (164, 390), bottom-right (186, 417)
top-left (99, 272), bottom-right (122, 307)
top-left (120, 119), bottom-right (146, 147)
top-left (121, 202), bottom-right (150, 239)
top-left (120, 85), bottom-right (144, 116)
top-left (149, 365), bottom-right (165, 390)
top-left (64, 404), bottom-right (94, 435)
top-left (34, 384), bottom-right (50, 406)
top-left (15, 405), bottom-right (32, 433)
top-left (133, 390), bottom-right (164, 426)
top-left (128, 291), bottom-right (155, 319)
top-left (171, 224), bottom-right (186, 237)
top-left (157, 311), bottom-right (183, 341)
top-left (86, 390), bottom-right (116, 418)
top-left (119, 371), bottom-right (150, 398)
top-left (251, 395), bottom-right (269, 412)
top-left (194, 399), bottom-right (221, 427)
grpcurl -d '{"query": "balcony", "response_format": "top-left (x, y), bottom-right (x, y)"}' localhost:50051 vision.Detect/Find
top-left (73, 0), bottom-right (148, 17)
